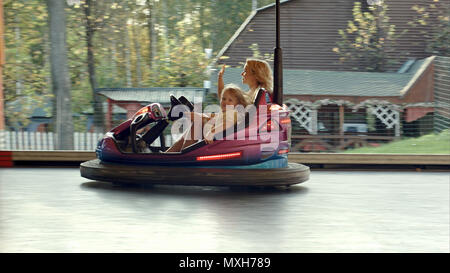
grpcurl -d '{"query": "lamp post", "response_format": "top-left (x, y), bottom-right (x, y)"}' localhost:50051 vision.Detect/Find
top-left (273, 0), bottom-right (283, 105)
top-left (0, 0), bottom-right (5, 135)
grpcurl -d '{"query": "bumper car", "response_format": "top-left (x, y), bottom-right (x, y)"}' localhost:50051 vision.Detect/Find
top-left (80, 0), bottom-right (309, 187)
top-left (80, 90), bottom-right (310, 187)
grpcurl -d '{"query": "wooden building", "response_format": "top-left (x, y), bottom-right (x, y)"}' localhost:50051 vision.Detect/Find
top-left (216, 0), bottom-right (441, 72)
top-left (211, 56), bottom-right (435, 151)
top-left (212, 0), bottom-right (444, 151)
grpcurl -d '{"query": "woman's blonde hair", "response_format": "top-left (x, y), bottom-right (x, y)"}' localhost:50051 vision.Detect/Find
top-left (245, 58), bottom-right (273, 94)
top-left (221, 84), bottom-right (248, 107)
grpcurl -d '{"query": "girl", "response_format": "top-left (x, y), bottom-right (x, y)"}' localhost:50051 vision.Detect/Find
top-left (217, 58), bottom-right (273, 105)
top-left (165, 84), bottom-right (248, 152)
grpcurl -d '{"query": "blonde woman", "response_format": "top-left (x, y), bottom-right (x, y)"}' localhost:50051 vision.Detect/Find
top-left (218, 58), bottom-right (273, 105)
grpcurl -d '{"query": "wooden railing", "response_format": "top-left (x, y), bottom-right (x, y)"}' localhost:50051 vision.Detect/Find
top-left (0, 131), bottom-right (104, 151)
top-left (2, 151), bottom-right (449, 166)
top-left (291, 134), bottom-right (398, 152)
top-left (0, 131), bottom-right (176, 151)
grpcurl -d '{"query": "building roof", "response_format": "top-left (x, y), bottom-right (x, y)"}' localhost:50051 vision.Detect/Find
top-left (215, 0), bottom-right (292, 63)
top-left (96, 87), bottom-right (207, 105)
top-left (210, 57), bottom-right (434, 98)
top-left (82, 102), bottom-right (128, 115)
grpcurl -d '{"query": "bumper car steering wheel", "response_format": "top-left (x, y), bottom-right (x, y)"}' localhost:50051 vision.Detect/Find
top-left (130, 112), bottom-right (152, 153)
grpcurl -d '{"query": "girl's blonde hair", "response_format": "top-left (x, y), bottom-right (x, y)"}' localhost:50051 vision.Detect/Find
top-left (245, 58), bottom-right (273, 94)
top-left (221, 84), bottom-right (248, 107)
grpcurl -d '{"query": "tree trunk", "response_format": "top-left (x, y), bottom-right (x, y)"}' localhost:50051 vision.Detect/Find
top-left (124, 26), bottom-right (132, 87)
top-left (47, 0), bottom-right (74, 149)
top-left (198, 2), bottom-right (208, 50)
top-left (161, 0), bottom-right (170, 60)
top-left (146, 0), bottom-right (158, 72)
top-left (132, 15), bottom-right (142, 87)
top-left (111, 39), bottom-right (118, 80)
top-left (14, 16), bottom-right (22, 95)
top-left (83, 0), bottom-right (104, 133)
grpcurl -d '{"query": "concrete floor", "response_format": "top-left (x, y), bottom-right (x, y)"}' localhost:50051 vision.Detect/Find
top-left (0, 167), bottom-right (448, 252)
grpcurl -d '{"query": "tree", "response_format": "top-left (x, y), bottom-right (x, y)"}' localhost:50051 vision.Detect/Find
top-left (81, 0), bottom-right (106, 133)
top-left (3, 0), bottom-right (53, 130)
top-left (145, 0), bottom-right (157, 70)
top-left (408, 0), bottom-right (449, 56)
top-left (154, 18), bottom-right (208, 88)
top-left (47, 0), bottom-right (73, 149)
top-left (66, 0), bottom-right (115, 133)
top-left (3, 0), bottom-right (276, 135)
top-left (332, 1), bottom-right (398, 72)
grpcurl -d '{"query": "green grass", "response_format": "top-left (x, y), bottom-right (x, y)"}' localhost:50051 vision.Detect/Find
top-left (344, 129), bottom-right (450, 154)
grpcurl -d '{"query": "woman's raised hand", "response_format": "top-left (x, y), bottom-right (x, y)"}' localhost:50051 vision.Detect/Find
top-left (218, 64), bottom-right (226, 78)
top-left (217, 64), bottom-right (226, 97)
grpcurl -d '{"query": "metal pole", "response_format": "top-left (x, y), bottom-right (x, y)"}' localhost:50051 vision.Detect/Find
top-left (0, 0), bottom-right (6, 131)
top-left (273, 0), bottom-right (283, 105)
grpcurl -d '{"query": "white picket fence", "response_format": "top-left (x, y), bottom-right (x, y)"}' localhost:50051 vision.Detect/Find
top-left (0, 131), bottom-right (177, 151)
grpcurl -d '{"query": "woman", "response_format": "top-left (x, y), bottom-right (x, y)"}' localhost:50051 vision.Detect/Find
top-left (217, 58), bottom-right (273, 105)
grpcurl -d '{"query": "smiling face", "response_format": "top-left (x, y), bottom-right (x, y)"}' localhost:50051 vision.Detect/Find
top-left (220, 90), bottom-right (239, 111)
